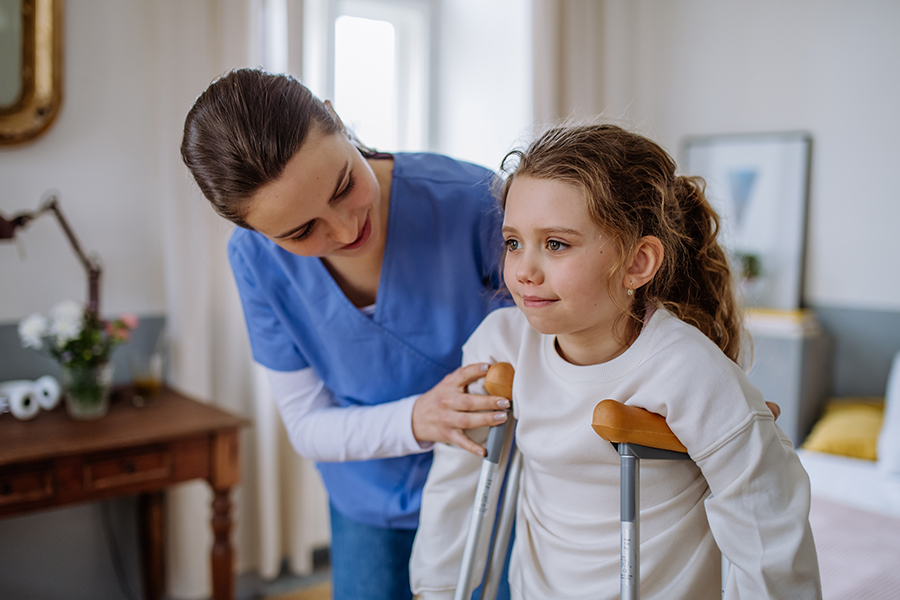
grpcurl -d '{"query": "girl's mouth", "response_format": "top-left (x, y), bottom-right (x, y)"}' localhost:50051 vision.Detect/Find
top-left (521, 295), bottom-right (557, 308)
top-left (342, 215), bottom-right (372, 250)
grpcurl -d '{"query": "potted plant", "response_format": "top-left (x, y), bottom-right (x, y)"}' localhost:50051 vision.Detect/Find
top-left (18, 300), bottom-right (137, 419)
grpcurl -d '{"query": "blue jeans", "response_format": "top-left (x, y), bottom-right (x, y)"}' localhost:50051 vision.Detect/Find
top-left (329, 502), bottom-right (511, 600)
top-left (329, 503), bottom-right (417, 600)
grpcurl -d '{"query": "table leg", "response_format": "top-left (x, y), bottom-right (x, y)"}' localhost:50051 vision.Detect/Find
top-left (211, 488), bottom-right (235, 600)
top-left (138, 490), bottom-right (165, 600)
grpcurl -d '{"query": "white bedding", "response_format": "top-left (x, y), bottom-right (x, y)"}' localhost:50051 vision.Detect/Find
top-left (798, 448), bottom-right (900, 517)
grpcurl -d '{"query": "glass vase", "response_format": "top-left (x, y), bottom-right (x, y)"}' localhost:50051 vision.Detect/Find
top-left (62, 362), bottom-right (114, 420)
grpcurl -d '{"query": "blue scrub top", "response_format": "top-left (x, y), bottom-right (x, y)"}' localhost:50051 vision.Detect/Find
top-left (228, 152), bottom-right (507, 528)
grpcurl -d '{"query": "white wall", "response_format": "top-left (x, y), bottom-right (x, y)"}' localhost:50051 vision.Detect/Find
top-left (601, 0), bottom-right (900, 311)
top-left (0, 1), bottom-right (166, 322)
top-left (0, 3), bottom-right (263, 598)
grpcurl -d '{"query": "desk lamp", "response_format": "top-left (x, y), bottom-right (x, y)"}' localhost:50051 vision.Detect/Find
top-left (0, 195), bottom-right (102, 315)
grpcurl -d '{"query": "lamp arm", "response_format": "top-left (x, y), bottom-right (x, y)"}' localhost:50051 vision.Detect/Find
top-left (42, 198), bottom-right (102, 316)
top-left (1, 196), bottom-right (103, 315)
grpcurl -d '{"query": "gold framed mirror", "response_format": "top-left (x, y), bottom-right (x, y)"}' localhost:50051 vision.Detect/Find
top-left (0, 0), bottom-right (63, 145)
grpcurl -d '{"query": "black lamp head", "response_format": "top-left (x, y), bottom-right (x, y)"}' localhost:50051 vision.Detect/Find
top-left (0, 212), bottom-right (33, 240)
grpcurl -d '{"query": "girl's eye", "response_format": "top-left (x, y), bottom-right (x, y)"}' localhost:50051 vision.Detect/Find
top-left (504, 238), bottom-right (521, 251)
top-left (547, 240), bottom-right (568, 251)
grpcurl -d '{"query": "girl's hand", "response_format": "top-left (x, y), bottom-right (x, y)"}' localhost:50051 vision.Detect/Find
top-left (411, 363), bottom-right (511, 457)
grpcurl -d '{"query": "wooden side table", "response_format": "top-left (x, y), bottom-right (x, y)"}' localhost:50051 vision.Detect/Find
top-left (0, 387), bottom-right (250, 600)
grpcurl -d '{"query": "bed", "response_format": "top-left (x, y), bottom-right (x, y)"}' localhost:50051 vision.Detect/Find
top-left (797, 351), bottom-right (900, 600)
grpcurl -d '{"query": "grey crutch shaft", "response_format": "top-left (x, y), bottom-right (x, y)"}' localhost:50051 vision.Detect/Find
top-left (480, 447), bottom-right (522, 600)
top-left (455, 362), bottom-right (516, 600)
top-left (454, 417), bottom-right (515, 600)
top-left (620, 445), bottom-right (640, 600)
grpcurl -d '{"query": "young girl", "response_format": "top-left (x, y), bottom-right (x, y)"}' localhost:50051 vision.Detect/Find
top-left (410, 124), bottom-right (821, 599)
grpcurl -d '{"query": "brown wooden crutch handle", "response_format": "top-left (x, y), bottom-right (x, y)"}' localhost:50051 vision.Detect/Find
top-left (593, 399), bottom-right (781, 454)
top-left (484, 362), bottom-right (515, 401)
top-left (592, 400), bottom-right (688, 454)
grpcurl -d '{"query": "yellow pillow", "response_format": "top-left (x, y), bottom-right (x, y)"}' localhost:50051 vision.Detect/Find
top-left (801, 398), bottom-right (885, 461)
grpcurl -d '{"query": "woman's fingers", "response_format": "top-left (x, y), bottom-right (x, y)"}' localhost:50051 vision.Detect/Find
top-left (453, 362), bottom-right (494, 389)
top-left (448, 430), bottom-right (489, 458)
top-left (459, 392), bottom-right (510, 412)
top-left (451, 407), bottom-right (508, 430)
top-left (411, 362), bottom-right (511, 456)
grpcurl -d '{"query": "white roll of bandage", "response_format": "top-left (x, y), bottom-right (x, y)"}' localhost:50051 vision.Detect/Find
top-left (0, 381), bottom-right (41, 420)
top-left (33, 375), bottom-right (61, 410)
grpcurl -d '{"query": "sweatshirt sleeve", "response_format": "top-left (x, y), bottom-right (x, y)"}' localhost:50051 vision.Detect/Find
top-left (409, 426), bottom-right (490, 600)
top-left (409, 310), bottom-right (518, 599)
top-left (629, 317), bottom-right (822, 600)
top-left (642, 325), bottom-right (822, 599)
top-left (265, 366), bottom-right (432, 463)
top-left (696, 413), bottom-right (822, 599)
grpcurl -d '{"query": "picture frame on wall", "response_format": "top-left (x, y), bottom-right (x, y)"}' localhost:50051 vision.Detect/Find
top-left (681, 132), bottom-right (813, 311)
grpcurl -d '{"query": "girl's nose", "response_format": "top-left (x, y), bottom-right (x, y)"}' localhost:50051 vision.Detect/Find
top-left (515, 251), bottom-right (543, 285)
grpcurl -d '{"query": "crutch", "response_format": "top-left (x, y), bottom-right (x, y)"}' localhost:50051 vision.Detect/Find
top-left (592, 400), bottom-right (690, 600)
top-left (594, 399), bottom-right (783, 599)
top-left (455, 363), bottom-right (519, 600)
top-left (457, 366), bottom-right (692, 600)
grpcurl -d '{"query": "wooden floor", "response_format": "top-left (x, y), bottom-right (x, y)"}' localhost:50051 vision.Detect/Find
top-left (268, 581), bottom-right (331, 600)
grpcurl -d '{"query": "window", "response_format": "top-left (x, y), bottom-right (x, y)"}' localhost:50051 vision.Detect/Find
top-left (334, 15), bottom-right (397, 149)
top-left (299, 0), bottom-right (431, 152)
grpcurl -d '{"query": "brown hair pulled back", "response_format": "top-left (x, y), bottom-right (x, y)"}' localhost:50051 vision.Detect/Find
top-left (180, 69), bottom-right (342, 229)
top-left (500, 124), bottom-right (743, 363)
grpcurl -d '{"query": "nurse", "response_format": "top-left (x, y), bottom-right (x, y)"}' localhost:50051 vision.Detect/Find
top-left (180, 68), bottom-right (511, 600)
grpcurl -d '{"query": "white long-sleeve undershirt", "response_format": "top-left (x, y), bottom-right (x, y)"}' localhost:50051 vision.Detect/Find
top-left (265, 366), bottom-right (434, 463)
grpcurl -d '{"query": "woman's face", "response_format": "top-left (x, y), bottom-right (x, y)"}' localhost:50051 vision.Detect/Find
top-left (242, 126), bottom-right (384, 258)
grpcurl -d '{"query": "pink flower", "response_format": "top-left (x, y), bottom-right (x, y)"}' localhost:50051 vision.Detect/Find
top-left (105, 321), bottom-right (131, 343)
top-left (119, 313), bottom-right (139, 330)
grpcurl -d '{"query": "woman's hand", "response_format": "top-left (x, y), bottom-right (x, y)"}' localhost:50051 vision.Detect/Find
top-left (411, 363), bottom-right (511, 457)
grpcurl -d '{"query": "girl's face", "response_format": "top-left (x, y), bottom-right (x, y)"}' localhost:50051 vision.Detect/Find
top-left (502, 176), bottom-right (630, 365)
top-left (243, 125), bottom-right (385, 258)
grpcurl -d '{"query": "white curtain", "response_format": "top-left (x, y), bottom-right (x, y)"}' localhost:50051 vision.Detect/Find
top-left (531, 0), bottom-right (615, 125)
top-left (152, 0), bottom-right (329, 597)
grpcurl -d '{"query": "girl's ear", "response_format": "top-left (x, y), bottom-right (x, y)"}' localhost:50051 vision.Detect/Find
top-left (623, 236), bottom-right (664, 291)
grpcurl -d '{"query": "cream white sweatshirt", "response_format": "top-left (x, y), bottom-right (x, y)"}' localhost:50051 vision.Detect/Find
top-left (410, 307), bottom-right (821, 600)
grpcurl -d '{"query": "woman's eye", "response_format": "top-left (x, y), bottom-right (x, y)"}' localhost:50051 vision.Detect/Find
top-left (505, 239), bottom-right (520, 251)
top-left (547, 240), bottom-right (568, 251)
top-left (291, 221), bottom-right (315, 241)
top-left (337, 174), bottom-right (356, 198)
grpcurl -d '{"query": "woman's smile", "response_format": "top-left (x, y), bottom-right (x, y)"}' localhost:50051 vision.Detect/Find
top-left (342, 214), bottom-right (373, 251)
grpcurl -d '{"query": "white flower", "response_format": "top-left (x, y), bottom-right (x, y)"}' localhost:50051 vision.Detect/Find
top-left (49, 300), bottom-right (85, 346)
top-left (18, 313), bottom-right (49, 350)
